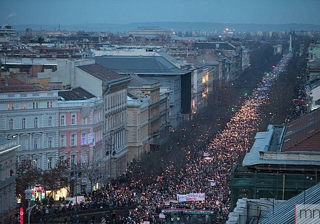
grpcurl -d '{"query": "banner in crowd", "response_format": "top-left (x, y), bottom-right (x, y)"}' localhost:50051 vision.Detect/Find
top-left (164, 200), bottom-right (179, 206)
top-left (177, 193), bottom-right (205, 202)
top-left (208, 180), bottom-right (216, 186)
top-left (162, 208), bottom-right (214, 215)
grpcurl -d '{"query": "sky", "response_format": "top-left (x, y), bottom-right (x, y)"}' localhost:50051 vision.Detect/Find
top-left (1, 0), bottom-right (320, 26)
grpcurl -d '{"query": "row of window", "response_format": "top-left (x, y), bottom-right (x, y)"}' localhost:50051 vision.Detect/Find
top-left (31, 157), bottom-right (53, 169)
top-left (6, 101), bottom-right (53, 110)
top-left (60, 133), bottom-right (88, 147)
top-left (28, 153), bottom-right (88, 170)
top-left (7, 114), bottom-right (89, 130)
top-left (20, 132), bottom-right (89, 150)
top-left (8, 117), bottom-right (51, 129)
top-left (105, 111), bottom-right (126, 129)
top-left (105, 91), bottom-right (127, 110)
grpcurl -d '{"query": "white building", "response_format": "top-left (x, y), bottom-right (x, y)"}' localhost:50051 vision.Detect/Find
top-left (0, 137), bottom-right (18, 223)
top-left (0, 90), bottom-right (61, 170)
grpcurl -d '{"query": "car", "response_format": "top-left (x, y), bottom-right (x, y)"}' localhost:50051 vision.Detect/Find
top-left (63, 196), bottom-right (86, 208)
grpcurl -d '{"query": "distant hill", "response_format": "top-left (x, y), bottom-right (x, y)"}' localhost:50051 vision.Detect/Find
top-left (12, 22), bottom-right (320, 33)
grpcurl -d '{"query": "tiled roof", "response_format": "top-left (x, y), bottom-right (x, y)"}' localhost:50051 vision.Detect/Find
top-left (58, 87), bottom-right (96, 101)
top-left (77, 63), bottom-right (124, 82)
top-left (0, 77), bottom-right (47, 92)
top-left (195, 42), bottom-right (236, 50)
top-left (185, 57), bottom-right (203, 67)
top-left (94, 56), bottom-right (186, 75)
top-left (282, 108), bottom-right (320, 152)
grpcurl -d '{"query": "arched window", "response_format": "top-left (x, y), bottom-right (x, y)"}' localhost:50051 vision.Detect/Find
top-left (71, 114), bottom-right (76, 125)
top-left (60, 115), bottom-right (65, 126)
top-left (9, 119), bottom-right (13, 130)
top-left (48, 116), bottom-right (52, 127)
top-left (22, 118), bottom-right (26, 129)
top-left (34, 117), bottom-right (38, 128)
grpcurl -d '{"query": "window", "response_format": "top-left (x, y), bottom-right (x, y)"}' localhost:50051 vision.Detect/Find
top-left (48, 137), bottom-right (52, 148)
top-left (33, 138), bottom-right (39, 149)
top-left (47, 157), bottom-right (52, 169)
top-left (47, 102), bottom-right (53, 108)
top-left (81, 154), bottom-right (87, 164)
top-left (81, 133), bottom-right (87, 145)
top-left (48, 116), bottom-right (52, 127)
top-left (22, 118), bottom-right (26, 129)
top-left (60, 115), bottom-right (65, 126)
top-left (33, 102), bottom-right (38, 109)
top-left (21, 137), bottom-right (28, 151)
top-left (71, 114), bottom-right (76, 125)
top-left (60, 134), bottom-right (66, 147)
top-left (34, 117), bottom-right (38, 128)
top-left (20, 103), bottom-right (26, 109)
top-left (71, 134), bottom-right (77, 146)
top-left (70, 155), bottom-right (76, 166)
top-left (9, 119), bottom-right (13, 130)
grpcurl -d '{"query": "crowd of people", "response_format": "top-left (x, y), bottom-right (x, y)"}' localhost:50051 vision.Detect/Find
top-left (31, 53), bottom-right (292, 224)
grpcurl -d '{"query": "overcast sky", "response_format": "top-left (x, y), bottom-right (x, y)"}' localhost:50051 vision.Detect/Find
top-left (1, 0), bottom-right (320, 26)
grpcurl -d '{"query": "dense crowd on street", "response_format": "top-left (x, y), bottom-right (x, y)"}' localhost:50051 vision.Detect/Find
top-left (30, 54), bottom-right (292, 224)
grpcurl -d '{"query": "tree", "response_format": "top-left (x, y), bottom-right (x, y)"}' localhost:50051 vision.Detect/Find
top-left (16, 160), bottom-right (42, 204)
top-left (81, 161), bottom-right (100, 197)
top-left (42, 159), bottom-right (69, 197)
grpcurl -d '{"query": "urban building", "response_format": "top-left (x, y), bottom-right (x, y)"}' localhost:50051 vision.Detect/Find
top-left (57, 87), bottom-right (104, 194)
top-left (127, 75), bottom-right (170, 161)
top-left (128, 26), bottom-right (172, 38)
top-left (0, 137), bottom-right (18, 223)
top-left (76, 63), bottom-right (131, 180)
top-left (94, 55), bottom-right (191, 128)
top-left (231, 108), bottom-right (320, 209)
top-left (0, 79), bottom-right (61, 171)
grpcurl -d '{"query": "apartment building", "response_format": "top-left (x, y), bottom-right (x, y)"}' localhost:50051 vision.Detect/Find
top-left (0, 137), bottom-right (18, 223)
top-left (127, 75), bottom-right (170, 162)
top-left (76, 63), bottom-right (131, 180)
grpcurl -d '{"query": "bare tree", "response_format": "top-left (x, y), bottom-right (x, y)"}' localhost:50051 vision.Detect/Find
top-left (42, 159), bottom-right (69, 197)
top-left (16, 160), bottom-right (42, 204)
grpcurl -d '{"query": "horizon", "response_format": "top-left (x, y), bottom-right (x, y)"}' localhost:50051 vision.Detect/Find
top-left (1, 0), bottom-right (320, 27)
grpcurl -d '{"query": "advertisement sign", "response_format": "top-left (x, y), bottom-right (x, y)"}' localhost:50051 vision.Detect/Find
top-left (88, 133), bottom-right (95, 146)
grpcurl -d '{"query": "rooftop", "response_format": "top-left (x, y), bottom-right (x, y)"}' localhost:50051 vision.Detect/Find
top-left (94, 55), bottom-right (187, 75)
top-left (243, 108), bottom-right (320, 167)
top-left (58, 87), bottom-right (96, 101)
top-left (0, 77), bottom-right (47, 92)
top-left (77, 63), bottom-right (125, 82)
top-left (195, 42), bottom-right (237, 51)
top-left (0, 136), bottom-right (11, 145)
top-left (260, 182), bottom-right (320, 224)
top-left (282, 108), bottom-right (320, 152)
top-left (128, 75), bottom-right (154, 88)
